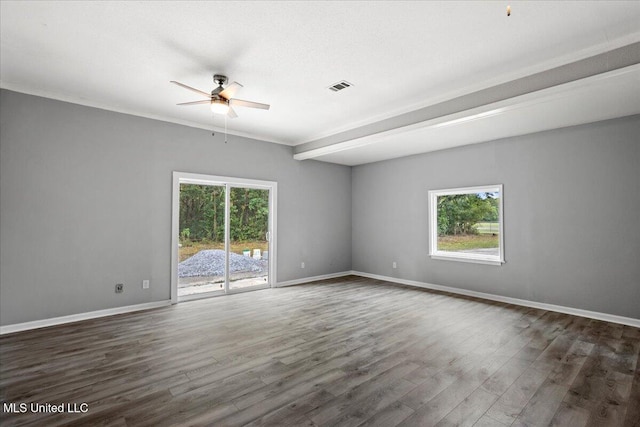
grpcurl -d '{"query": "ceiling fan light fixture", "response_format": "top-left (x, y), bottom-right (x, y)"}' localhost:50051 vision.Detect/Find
top-left (173, 75), bottom-right (269, 118)
top-left (210, 99), bottom-right (229, 115)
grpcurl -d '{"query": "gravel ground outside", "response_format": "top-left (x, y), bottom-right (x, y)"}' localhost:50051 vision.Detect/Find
top-left (178, 249), bottom-right (267, 278)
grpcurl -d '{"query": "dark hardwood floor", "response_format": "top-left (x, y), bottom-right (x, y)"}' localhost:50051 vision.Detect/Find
top-left (1, 276), bottom-right (639, 426)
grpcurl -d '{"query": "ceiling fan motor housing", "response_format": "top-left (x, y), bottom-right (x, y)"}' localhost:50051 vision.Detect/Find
top-left (213, 74), bottom-right (228, 86)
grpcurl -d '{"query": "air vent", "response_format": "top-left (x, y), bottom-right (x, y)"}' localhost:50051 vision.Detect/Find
top-left (328, 80), bottom-right (353, 92)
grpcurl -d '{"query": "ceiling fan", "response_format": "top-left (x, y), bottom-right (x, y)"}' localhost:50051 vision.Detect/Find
top-left (170, 74), bottom-right (270, 118)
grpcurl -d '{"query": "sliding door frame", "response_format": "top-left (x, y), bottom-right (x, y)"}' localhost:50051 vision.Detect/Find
top-left (171, 171), bottom-right (277, 304)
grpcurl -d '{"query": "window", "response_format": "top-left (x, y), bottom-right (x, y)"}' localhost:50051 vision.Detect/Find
top-left (428, 185), bottom-right (504, 265)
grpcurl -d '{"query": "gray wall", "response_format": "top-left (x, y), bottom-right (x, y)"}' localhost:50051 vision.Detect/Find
top-left (352, 115), bottom-right (640, 319)
top-left (2, 89), bottom-right (638, 326)
top-left (0, 90), bottom-right (352, 325)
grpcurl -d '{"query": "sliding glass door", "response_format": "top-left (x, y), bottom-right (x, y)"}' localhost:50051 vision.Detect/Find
top-left (229, 187), bottom-right (270, 290)
top-left (177, 183), bottom-right (227, 298)
top-left (171, 172), bottom-right (277, 302)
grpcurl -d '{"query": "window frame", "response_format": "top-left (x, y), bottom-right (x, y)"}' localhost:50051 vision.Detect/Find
top-left (428, 184), bottom-right (505, 266)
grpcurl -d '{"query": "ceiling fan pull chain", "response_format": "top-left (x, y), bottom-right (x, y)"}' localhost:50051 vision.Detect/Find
top-left (225, 114), bottom-right (228, 143)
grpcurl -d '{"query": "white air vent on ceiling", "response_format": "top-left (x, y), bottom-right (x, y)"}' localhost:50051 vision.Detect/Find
top-left (328, 80), bottom-right (353, 92)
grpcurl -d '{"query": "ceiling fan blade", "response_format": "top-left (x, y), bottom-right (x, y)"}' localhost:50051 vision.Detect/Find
top-left (219, 81), bottom-right (243, 100)
top-left (229, 98), bottom-right (270, 110)
top-left (170, 81), bottom-right (211, 98)
top-left (227, 106), bottom-right (238, 118)
top-left (177, 100), bottom-right (211, 106)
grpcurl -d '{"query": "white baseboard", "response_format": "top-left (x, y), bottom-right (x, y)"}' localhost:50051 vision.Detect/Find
top-left (4, 271), bottom-right (637, 334)
top-left (351, 271), bottom-right (640, 328)
top-left (276, 271), bottom-right (352, 288)
top-left (0, 300), bottom-right (172, 335)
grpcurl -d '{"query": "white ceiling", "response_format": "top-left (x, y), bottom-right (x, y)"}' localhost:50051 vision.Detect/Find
top-left (1, 1), bottom-right (639, 165)
top-left (299, 65), bottom-right (640, 165)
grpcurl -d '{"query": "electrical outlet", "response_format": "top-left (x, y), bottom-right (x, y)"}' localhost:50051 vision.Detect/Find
top-left (301, 262), bottom-right (305, 269)
top-left (393, 261), bottom-right (397, 269)
top-left (142, 279), bottom-right (150, 289)
top-left (115, 283), bottom-right (124, 293)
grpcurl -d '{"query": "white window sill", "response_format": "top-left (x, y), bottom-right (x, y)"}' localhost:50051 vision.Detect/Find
top-left (430, 252), bottom-right (505, 266)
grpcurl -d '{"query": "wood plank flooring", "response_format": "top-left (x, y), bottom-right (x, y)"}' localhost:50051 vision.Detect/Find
top-left (1, 276), bottom-right (639, 426)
